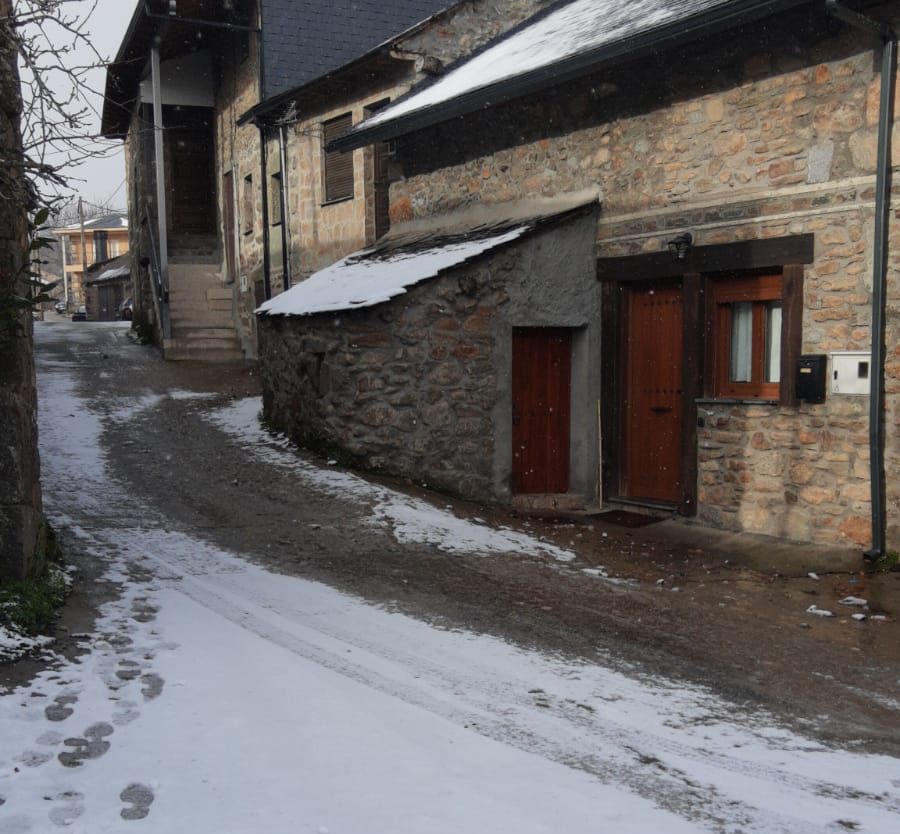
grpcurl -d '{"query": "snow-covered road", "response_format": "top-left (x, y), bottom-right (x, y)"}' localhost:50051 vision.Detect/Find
top-left (1, 323), bottom-right (898, 833)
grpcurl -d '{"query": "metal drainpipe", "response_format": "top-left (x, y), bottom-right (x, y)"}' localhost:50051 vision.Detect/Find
top-left (150, 36), bottom-right (169, 319)
top-left (278, 123), bottom-right (292, 290)
top-left (259, 124), bottom-right (272, 301)
top-left (825, 1), bottom-right (896, 559)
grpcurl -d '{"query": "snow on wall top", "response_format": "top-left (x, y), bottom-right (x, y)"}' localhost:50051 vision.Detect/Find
top-left (257, 227), bottom-right (529, 317)
top-left (358, 0), bottom-right (743, 132)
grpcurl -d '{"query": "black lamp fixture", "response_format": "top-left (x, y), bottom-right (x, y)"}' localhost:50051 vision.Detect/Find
top-left (667, 231), bottom-right (693, 260)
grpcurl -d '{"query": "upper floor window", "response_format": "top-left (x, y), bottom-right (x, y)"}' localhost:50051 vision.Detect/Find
top-left (322, 113), bottom-right (354, 204)
top-left (242, 174), bottom-right (254, 235)
top-left (710, 273), bottom-right (783, 400)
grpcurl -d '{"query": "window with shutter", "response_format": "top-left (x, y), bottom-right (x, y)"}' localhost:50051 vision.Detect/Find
top-left (323, 113), bottom-right (354, 203)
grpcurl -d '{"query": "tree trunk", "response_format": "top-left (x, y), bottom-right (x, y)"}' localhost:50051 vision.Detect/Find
top-left (0, 0), bottom-right (43, 581)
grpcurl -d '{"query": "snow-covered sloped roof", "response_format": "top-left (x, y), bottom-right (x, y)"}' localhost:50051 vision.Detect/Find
top-left (337, 0), bottom-right (809, 149)
top-left (257, 191), bottom-right (599, 317)
top-left (93, 266), bottom-right (130, 282)
top-left (55, 213), bottom-right (129, 233)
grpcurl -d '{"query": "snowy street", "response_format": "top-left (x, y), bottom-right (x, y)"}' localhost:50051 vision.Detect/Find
top-left (1, 321), bottom-right (898, 833)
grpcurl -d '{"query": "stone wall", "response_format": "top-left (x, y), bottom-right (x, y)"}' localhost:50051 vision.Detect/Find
top-left (259, 211), bottom-right (601, 503)
top-left (259, 256), bottom-right (502, 500)
top-left (386, 3), bottom-right (900, 548)
top-left (0, 0), bottom-right (43, 580)
top-left (215, 13), bottom-right (263, 357)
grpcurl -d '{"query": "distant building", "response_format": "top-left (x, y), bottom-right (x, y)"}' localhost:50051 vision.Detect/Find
top-left (52, 214), bottom-right (129, 307)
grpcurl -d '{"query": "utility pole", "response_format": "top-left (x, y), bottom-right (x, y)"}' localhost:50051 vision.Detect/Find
top-left (78, 196), bottom-right (88, 307)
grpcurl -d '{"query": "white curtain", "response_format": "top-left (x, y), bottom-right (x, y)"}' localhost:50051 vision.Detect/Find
top-left (730, 302), bottom-right (752, 382)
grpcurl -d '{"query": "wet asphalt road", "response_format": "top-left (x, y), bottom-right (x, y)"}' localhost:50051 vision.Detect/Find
top-left (30, 320), bottom-right (900, 756)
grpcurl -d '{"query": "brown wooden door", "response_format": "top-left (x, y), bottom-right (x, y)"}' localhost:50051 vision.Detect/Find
top-left (512, 328), bottom-right (572, 494)
top-left (624, 283), bottom-right (684, 503)
top-left (165, 111), bottom-right (215, 235)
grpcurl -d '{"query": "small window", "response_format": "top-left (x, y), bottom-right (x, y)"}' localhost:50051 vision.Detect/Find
top-left (322, 113), bottom-right (354, 203)
top-left (711, 273), bottom-right (783, 399)
top-left (242, 174), bottom-right (254, 235)
top-left (270, 171), bottom-right (283, 226)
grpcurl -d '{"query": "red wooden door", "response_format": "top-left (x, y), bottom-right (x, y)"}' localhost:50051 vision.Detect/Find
top-left (624, 283), bottom-right (684, 503)
top-left (512, 328), bottom-right (572, 494)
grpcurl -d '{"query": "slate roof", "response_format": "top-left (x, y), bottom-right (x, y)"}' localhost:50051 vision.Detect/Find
top-left (258, 191), bottom-right (598, 317)
top-left (260, 0), bottom-right (451, 98)
top-left (54, 214), bottom-right (129, 233)
top-left (335, 0), bottom-right (814, 149)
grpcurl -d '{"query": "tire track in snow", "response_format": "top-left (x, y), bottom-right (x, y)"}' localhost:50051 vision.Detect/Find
top-left (125, 534), bottom-right (897, 834)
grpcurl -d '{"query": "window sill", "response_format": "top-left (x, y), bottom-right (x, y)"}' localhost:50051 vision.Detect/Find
top-left (695, 398), bottom-right (779, 406)
top-left (321, 195), bottom-right (354, 207)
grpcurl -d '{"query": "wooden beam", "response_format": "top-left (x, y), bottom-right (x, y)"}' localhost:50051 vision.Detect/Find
top-left (598, 234), bottom-right (814, 282)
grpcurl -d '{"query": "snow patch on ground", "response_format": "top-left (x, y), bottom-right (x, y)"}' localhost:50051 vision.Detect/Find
top-left (0, 625), bottom-right (54, 665)
top-left (205, 397), bottom-right (575, 562)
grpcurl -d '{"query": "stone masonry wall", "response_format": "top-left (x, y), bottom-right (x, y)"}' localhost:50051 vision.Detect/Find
top-left (258, 255), bottom-right (504, 500)
top-left (215, 11), bottom-right (263, 357)
top-left (276, 0), bottom-right (551, 289)
top-left (388, 3), bottom-right (900, 548)
top-left (0, 0), bottom-right (43, 580)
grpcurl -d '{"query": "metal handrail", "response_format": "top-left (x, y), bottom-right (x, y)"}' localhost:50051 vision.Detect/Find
top-left (141, 201), bottom-right (171, 341)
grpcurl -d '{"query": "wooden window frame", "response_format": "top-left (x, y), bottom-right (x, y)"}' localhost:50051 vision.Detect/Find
top-left (710, 273), bottom-right (783, 400)
top-left (322, 113), bottom-right (354, 205)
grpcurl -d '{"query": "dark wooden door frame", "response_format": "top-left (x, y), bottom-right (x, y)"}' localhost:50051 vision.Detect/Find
top-left (598, 233), bottom-right (814, 516)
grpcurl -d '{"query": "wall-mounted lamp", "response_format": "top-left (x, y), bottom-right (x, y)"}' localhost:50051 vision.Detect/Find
top-left (168, 1), bottom-right (177, 16)
top-left (667, 232), bottom-right (693, 260)
top-left (223, 0), bottom-right (235, 10)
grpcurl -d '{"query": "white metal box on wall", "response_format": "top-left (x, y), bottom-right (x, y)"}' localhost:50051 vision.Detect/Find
top-left (830, 351), bottom-right (871, 396)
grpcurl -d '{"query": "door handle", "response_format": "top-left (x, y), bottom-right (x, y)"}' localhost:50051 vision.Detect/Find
top-left (650, 406), bottom-right (672, 414)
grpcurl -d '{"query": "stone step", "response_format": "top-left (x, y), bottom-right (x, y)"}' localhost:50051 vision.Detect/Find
top-left (511, 493), bottom-right (587, 513)
top-left (170, 327), bottom-right (239, 341)
top-left (164, 344), bottom-right (245, 362)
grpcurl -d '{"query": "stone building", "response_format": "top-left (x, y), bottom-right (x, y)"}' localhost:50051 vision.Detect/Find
top-left (100, 0), bottom-right (484, 359)
top-left (261, 0), bottom-right (900, 553)
top-left (235, 0), bottom-right (552, 349)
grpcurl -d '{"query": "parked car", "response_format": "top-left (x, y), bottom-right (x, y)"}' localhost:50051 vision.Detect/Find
top-left (119, 297), bottom-right (133, 321)
top-left (71, 306), bottom-right (87, 322)
top-left (54, 300), bottom-right (67, 315)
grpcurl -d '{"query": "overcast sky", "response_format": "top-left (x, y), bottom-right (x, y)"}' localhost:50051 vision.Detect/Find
top-left (59, 0), bottom-right (138, 211)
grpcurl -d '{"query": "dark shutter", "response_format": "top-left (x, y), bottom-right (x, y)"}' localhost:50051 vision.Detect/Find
top-left (323, 114), bottom-right (353, 202)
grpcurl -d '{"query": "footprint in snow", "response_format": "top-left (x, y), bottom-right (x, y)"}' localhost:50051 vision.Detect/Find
top-left (120, 783), bottom-right (155, 821)
top-left (141, 673), bottom-right (164, 701)
top-left (44, 694), bottom-right (78, 723)
top-left (58, 722), bottom-right (114, 768)
top-left (47, 790), bottom-right (85, 827)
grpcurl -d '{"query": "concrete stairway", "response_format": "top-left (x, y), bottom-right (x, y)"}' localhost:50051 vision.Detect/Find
top-left (164, 263), bottom-right (244, 362)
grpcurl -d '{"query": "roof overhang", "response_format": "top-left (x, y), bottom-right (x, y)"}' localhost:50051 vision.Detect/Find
top-left (101, 1), bottom-right (258, 139)
top-left (331, 0), bottom-right (816, 152)
top-left (257, 191), bottom-right (599, 318)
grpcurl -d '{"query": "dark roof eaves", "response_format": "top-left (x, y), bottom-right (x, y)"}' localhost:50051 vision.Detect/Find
top-left (332, 0), bottom-right (813, 152)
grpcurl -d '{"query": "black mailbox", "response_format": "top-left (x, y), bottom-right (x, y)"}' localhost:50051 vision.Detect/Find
top-left (797, 354), bottom-right (827, 403)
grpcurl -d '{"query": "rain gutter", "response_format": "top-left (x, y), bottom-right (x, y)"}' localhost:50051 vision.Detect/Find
top-left (825, 0), bottom-right (895, 560)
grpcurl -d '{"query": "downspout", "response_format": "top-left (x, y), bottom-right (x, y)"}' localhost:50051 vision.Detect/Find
top-left (259, 125), bottom-right (272, 300)
top-left (278, 123), bottom-right (292, 289)
top-left (150, 35), bottom-right (170, 333)
top-left (826, 1), bottom-right (896, 560)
